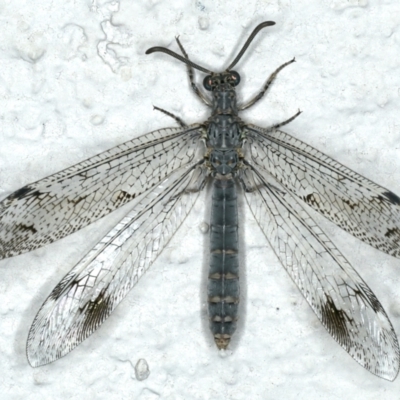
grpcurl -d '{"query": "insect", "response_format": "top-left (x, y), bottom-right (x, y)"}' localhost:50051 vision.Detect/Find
top-left (0, 21), bottom-right (399, 380)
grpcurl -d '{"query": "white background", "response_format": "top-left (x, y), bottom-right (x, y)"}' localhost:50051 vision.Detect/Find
top-left (1, 0), bottom-right (400, 399)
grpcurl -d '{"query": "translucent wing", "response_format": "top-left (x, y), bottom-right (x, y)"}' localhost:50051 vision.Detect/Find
top-left (0, 124), bottom-right (203, 259)
top-left (245, 125), bottom-right (400, 257)
top-left (240, 166), bottom-right (400, 380)
top-left (27, 164), bottom-right (207, 367)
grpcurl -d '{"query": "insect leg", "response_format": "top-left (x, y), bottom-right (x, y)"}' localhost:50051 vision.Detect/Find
top-left (268, 109), bottom-right (302, 130)
top-left (153, 105), bottom-right (187, 127)
top-left (238, 58), bottom-right (295, 111)
top-left (175, 36), bottom-right (212, 107)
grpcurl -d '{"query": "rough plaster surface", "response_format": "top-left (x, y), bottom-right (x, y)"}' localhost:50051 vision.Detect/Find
top-left (1, 1), bottom-right (400, 399)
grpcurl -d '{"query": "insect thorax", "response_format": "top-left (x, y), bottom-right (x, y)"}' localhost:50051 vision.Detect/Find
top-left (207, 103), bottom-right (242, 176)
top-left (205, 72), bottom-right (243, 176)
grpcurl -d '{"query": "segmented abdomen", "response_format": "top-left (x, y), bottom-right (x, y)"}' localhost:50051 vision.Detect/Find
top-left (208, 177), bottom-right (239, 349)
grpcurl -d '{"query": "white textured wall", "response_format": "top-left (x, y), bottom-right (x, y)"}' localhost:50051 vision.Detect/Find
top-left (1, 1), bottom-right (400, 399)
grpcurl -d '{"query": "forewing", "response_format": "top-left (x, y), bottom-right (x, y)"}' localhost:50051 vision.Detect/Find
top-left (0, 124), bottom-right (203, 259)
top-left (241, 167), bottom-right (400, 380)
top-left (27, 164), bottom-right (207, 367)
top-left (245, 125), bottom-right (400, 257)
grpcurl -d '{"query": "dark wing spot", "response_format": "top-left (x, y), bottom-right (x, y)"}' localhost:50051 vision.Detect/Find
top-left (16, 223), bottom-right (37, 234)
top-left (384, 227), bottom-right (400, 241)
top-left (321, 295), bottom-right (352, 351)
top-left (304, 193), bottom-right (314, 203)
top-left (111, 190), bottom-right (136, 207)
top-left (9, 186), bottom-right (41, 200)
top-left (342, 198), bottom-right (357, 210)
top-left (354, 283), bottom-right (384, 314)
top-left (71, 196), bottom-right (86, 205)
top-left (49, 277), bottom-right (78, 301)
top-left (304, 193), bottom-right (321, 208)
top-left (79, 292), bottom-right (112, 340)
top-left (381, 191), bottom-right (400, 205)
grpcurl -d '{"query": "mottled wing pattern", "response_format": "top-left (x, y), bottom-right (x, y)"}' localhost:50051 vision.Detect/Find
top-left (0, 124), bottom-right (203, 259)
top-left (27, 165), bottom-right (207, 367)
top-left (240, 167), bottom-right (400, 380)
top-left (245, 125), bottom-right (400, 257)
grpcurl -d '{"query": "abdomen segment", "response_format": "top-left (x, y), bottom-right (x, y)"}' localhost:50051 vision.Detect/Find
top-left (208, 178), bottom-right (239, 349)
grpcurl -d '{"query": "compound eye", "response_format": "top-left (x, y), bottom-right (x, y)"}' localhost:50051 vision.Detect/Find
top-left (229, 70), bottom-right (241, 86)
top-left (203, 75), bottom-right (213, 91)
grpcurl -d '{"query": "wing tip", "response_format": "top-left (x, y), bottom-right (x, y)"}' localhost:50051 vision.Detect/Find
top-left (26, 345), bottom-right (47, 368)
top-left (372, 359), bottom-right (400, 381)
